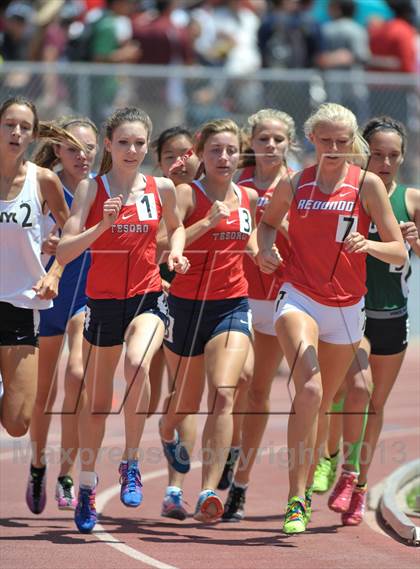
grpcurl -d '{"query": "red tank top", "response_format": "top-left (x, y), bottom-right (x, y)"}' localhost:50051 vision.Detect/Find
top-left (85, 174), bottom-right (162, 299)
top-left (240, 176), bottom-right (291, 301)
top-left (285, 164), bottom-right (370, 306)
top-left (170, 181), bottom-right (251, 300)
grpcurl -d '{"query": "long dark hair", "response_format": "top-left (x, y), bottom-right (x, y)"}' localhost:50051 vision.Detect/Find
top-left (99, 107), bottom-right (153, 175)
top-left (362, 116), bottom-right (407, 156)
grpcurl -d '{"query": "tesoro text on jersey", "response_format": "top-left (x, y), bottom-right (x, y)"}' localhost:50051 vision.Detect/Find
top-left (111, 223), bottom-right (151, 233)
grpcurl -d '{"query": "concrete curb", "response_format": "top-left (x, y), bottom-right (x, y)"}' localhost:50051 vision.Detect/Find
top-left (380, 459), bottom-right (420, 545)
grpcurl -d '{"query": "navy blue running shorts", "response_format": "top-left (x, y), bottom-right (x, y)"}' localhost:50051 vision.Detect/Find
top-left (83, 291), bottom-right (168, 347)
top-left (163, 295), bottom-right (252, 357)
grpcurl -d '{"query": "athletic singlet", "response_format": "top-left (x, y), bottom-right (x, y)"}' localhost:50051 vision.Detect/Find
top-left (365, 184), bottom-right (412, 312)
top-left (45, 186), bottom-right (90, 297)
top-left (85, 174), bottom-right (162, 299)
top-left (285, 163), bottom-right (370, 307)
top-left (170, 181), bottom-right (252, 300)
top-left (240, 176), bottom-right (291, 301)
top-left (0, 161), bottom-right (52, 309)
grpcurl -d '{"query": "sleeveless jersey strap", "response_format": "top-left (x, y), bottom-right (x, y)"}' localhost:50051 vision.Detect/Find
top-left (295, 165), bottom-right (317, 191)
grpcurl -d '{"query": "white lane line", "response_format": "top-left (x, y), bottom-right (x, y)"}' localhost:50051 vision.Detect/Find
top-left (95, 462), bottom-right (201, 569)
top-left (94, 424), bottom-right (420, 567)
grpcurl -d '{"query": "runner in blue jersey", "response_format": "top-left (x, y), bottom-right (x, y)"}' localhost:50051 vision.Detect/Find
top-left (26, 116), bottom-right (98, 515)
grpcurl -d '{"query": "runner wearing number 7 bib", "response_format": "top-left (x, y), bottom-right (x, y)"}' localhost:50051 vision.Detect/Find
top-left (256, 103), bottom-right (407, 534)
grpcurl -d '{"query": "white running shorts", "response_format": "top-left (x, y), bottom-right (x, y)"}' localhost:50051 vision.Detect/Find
top-left (273, 283), bottom-right (365, 344)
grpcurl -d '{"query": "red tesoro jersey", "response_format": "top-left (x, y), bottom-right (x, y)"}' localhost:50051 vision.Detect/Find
top-left (170, 181), bottom-right (252, 301)
top-left (240, 175), bottom-right (291, 301)
top-left (85, 174), bottom-right (162, 299)
top-left (284, 163), bottom-right (371, 306)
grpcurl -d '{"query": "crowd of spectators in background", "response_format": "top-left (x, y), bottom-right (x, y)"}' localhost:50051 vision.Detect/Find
top-left (0, 0), bottom-right (418, 180)
top-left (0, 0), bottom-right (418, 74)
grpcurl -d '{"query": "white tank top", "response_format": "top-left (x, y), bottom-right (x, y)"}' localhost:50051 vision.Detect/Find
top-left (0, 161), bottom-right (53, 309)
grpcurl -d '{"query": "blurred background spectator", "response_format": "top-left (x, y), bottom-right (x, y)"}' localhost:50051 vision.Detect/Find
top-left (316, 0), bottom-right (370, 120)
top-left (368, 0), bottom-right (417, 73)
top-left (0, 1), bottom-right (34, 62)
top-left (258, 0), bottom-right (322, 69)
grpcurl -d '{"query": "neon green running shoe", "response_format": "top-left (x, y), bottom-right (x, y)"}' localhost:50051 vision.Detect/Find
top-left (313, 457), bottom-right (332, 493)
top-left (305, 487), bottom-right (313, 524)
top-left (282, 496), bottom-right (306, 534)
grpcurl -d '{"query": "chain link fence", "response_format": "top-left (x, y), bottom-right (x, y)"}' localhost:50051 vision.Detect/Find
top-left (0, 62), bottom-right (418, 183)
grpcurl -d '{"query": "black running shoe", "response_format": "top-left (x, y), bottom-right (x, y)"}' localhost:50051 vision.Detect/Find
top-left (217, 447), bottom-right (240, 490)
top-left (222, 483), bottom-right (246, 522)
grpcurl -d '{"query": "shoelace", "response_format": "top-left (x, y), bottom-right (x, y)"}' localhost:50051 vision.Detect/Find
top-left (31, 473), bottom-right (44, 502)
top-left (79, 489), bottom-right (95, 516)
top-left (126, 467), bottom-right (142, 493)
top-left (60, 478), bottom-right (74, 501)
top-left (168, 491), bottom-right (182, 505)
top-left (317, 458), bottom-right (331, 475)
top-left (286, 501), bottom-right (305, 521)
top-left (334, 474), bottom-right (354, 493)
top-left (348, 490), bottom-right (366, 513)
top-left (226, 486), bottom-right (245, 513)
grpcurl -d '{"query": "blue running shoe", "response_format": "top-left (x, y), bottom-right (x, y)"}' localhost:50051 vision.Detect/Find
top-left (159, 422), bottom-right (190, 474)
top-left (161, 489), bottom-right (187, 520)
top-left (75, 486), bottom-right (97, 534)
top-left (119, 461), bottom-right (143, 507)
top-left (193, 490), bottom-right (224, 523)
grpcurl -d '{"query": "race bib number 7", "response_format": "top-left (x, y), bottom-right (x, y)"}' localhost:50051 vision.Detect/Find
top-left (336, 215), bottom-right (358, 243)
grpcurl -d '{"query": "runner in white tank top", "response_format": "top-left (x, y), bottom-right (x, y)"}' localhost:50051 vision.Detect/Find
top-left (0, 161), bottom-right (52, 309)
top-left (0, 96), bottom-right (82, 441)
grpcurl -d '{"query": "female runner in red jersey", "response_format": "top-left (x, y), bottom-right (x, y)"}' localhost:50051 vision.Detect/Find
top-left (257, 102), bottom-right (407, 534)
top-left (56, 107), bottom-right (189, 534)
top-left (222, 108), bottom-right (296, 520)
top-left (159, 118), bottom-right (258, 523)
top-left (151, 126), bottom-right (201, 520)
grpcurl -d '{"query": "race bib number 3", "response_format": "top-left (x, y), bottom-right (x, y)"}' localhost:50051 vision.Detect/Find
top-left (136, 194), bottom-right (158, 221)
top-left (336, 215), bottom-right (358, 243)
top-left (238, 207), bottom-right (252, 235)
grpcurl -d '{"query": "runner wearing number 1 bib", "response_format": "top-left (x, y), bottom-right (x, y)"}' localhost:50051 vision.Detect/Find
top-left (257, 103), bottom-right (407, 534)
top-left (56, 107), bottom-right (189, 534)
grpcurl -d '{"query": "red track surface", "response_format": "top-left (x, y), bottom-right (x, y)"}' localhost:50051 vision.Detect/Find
top-left (1, 344), bottom-right (419, 569)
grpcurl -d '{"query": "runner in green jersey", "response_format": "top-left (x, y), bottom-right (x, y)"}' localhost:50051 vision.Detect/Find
top-left (321, 117), bottom-right (420, 526)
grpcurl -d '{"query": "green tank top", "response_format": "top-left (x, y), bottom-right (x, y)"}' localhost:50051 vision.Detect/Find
top-left (365, 184), bottom-right (411, 313)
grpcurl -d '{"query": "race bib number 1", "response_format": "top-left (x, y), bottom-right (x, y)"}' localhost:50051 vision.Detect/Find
top-left (136, 194), bottom-right (158, 221)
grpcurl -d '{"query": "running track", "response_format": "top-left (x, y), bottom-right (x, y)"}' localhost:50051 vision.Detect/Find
top-left (1, 344), bottom-right (419, 569)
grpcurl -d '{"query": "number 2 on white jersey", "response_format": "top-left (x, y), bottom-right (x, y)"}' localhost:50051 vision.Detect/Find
top-left (336, 215), bottom-right (358, 243)
top-left (136, 194), bottom-right (158, 221)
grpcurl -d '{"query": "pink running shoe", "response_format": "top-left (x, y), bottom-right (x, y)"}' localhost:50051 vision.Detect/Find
top-left (56, 476), bottom-right (77, 510)
top-left (342, 486), bottom-right (367, 526)
top-left (328, 470), bottom-right (358, 513)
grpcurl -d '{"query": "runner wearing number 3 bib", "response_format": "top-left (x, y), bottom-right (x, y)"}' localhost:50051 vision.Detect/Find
top-left (159, 119), bottom-right (258, 524)
top-left (257, 103), bottom-right (407, 534)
